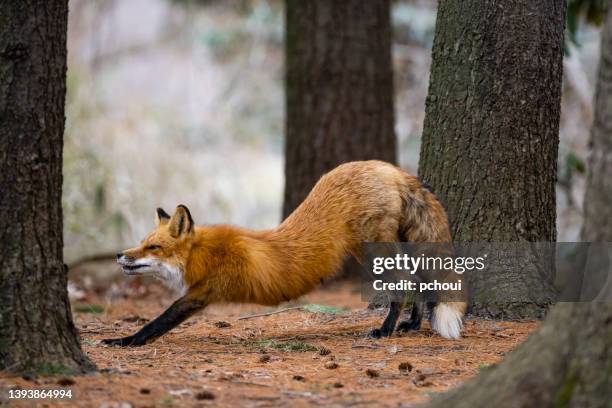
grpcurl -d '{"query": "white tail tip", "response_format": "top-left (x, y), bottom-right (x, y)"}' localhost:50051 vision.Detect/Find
top-left (431, 303), bottom-right (464, 339)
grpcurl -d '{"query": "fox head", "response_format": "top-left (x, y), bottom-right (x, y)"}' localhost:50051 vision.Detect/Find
top-left (116, 205), bottom-right (195, 294)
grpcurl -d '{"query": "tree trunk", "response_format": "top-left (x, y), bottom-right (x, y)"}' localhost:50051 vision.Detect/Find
top-left (425, 303), bottom-right (612, 408)
top-left (582, 5), bottom-right (612, 243)
top-left (0, 1), bottom-right (94, 374)
top-left (418, 0), bottom-right (565, 318)
top-left (424, 8), bottom-right (612, 408)
top-left (283, 0), bottom-right (396, 218)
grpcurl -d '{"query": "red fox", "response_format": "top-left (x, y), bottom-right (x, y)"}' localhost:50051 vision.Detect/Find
top-left (103, 161), bottom-right (467, 347)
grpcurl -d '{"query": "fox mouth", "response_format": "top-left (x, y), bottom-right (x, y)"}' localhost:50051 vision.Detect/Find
top-left (121, 265), bottom-right (146, 275)
top-left (122, 264), bottom-right (145, 271)
top-left (121, 264), bottom-right (151, 275)
top-left (117, 258), bottom-right (153, 274)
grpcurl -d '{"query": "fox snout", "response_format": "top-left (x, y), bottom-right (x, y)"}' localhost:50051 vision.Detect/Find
top-left (116, 252), bottom-right (136, 263)
top-left (116, 246), bottom-right (186, 293)
top-left (116, 252), bottom-right (151, 275)
top-left (116, 252), bottom-right (135, 265)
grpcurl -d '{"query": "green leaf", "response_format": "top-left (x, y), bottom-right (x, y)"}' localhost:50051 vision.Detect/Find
top-left (566, 152), bottom-right (586, 174)
top-left (255, 339), bottom-right (317, 352)
top-left (74, 304), bottom-right (105, 314)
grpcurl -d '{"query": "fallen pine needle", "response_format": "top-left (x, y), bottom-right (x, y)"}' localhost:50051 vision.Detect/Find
top-left (351, 343), bottom-right (381, 349)
top-left (228, 380), bottom-right (272, 388)
top-left (237, 306), bottom-right (303, 320)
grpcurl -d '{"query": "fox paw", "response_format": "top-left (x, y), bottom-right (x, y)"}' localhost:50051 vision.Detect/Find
top-left (367, 328), bottom-right (391, 339)
top-left (396, 320), bottom-right (421, 333)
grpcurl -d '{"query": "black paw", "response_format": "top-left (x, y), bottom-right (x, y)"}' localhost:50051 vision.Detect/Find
top-left (367, 328), bottom-right (391, 339)
top-left (396, 320), bottom-right (421, 333)
top-left (101, 336), bottom-right (145, 347)
top-left (368, 328), bottom-right (382, 339)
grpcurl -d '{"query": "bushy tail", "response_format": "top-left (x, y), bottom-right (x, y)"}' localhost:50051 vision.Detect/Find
top-left (400, 176), bottom-right (468, 339)
top-left (431, 302), bottom-right (466, 340)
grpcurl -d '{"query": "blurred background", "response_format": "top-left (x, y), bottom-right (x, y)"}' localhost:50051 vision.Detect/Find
top-left (63, 0), bottom-right (601, 264)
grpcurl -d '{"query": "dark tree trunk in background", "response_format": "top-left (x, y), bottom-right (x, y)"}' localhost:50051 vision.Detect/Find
top-left (283, 0), bottom-right (396, 218)
top-left (582, 5), bottom-right (612, 243)
top-left (0, 1), bottom-right (94, 374)
top-left (425, 14), bottom-right (612, 406)
top-left (418, 0), bottom-right (565, 318)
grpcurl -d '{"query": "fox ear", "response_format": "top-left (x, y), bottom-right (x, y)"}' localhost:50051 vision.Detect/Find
top-left (169, 205), bottom-right (194, 237)
top-left (156, 208), bottom-right (171, 226)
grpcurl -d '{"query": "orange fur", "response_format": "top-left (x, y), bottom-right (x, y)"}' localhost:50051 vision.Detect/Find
top-left (124, 161), bottom-right (459, 308)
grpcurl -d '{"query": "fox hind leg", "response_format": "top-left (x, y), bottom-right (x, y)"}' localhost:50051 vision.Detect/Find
top-left (366, 219), bottom-right (405, 339)
top-left (396, 301), bottom-right (423, 332)
top-left (368, 301), bottom-right (402, 339)
top-left (396, 300), bottom-right (430, 332)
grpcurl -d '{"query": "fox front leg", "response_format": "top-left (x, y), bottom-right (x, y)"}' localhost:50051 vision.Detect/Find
top-left (102, 296), bottom-right (205, 347)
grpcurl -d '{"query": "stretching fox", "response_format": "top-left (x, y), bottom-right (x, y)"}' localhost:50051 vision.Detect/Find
top-left (103, 161), bottom-right (467, 347)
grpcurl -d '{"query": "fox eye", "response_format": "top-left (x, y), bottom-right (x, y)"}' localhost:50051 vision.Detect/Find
top-left (145, 245), bottom-right (161, 250)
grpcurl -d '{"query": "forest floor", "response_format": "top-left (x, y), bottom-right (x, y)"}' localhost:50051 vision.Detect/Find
top-left (1, 265), bottom-right (539, 408)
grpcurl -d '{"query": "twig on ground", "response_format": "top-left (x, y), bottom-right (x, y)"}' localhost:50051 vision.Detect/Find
top-left (237, 306), bottom-right (304, 320)
top-left (351, 343), bottom-right (381, 349)
top-left (228, 380), bottom-right (272, 388)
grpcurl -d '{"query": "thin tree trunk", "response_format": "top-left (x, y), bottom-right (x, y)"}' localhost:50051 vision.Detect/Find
top-left (283, 0), bottom-right (396, 218)
top-left (418, 0), bottom-right (565, 318)
top-left (0, 1), bottom-right (94, 374)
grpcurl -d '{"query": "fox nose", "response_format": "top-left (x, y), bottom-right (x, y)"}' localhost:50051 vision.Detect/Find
top-left (116, 252), bottom-right (123, 260)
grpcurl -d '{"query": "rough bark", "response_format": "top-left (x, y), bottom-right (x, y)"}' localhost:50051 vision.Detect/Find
top-left (582, 5), bottom-right (612, 243)
top-left (0, 1), bottom-right (94, 374)
top-left (424, 9), bottom-right (612, 407)
top-left (283, 0), bottom-right (396, 218)
top-left (418, 0), bottom-right (565, 318)
top-left (425, 303), bottom-right (612, 408)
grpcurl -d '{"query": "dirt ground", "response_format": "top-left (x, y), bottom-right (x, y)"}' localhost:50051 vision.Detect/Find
top-left (1, 279), bottom-right (538, 408)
